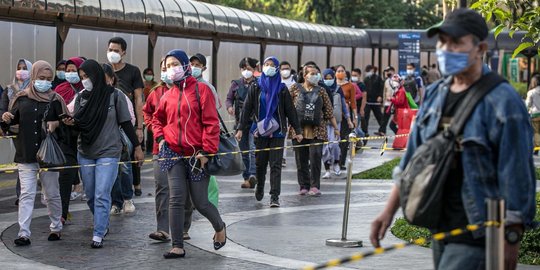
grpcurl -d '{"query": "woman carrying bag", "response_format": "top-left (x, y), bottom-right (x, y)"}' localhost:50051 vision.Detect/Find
top-left (63, 59), bottom-right (144, 248)
top-left (152, 49), bottom-right (226, 259)
top-left (1, 60), bottom-right (69, 246)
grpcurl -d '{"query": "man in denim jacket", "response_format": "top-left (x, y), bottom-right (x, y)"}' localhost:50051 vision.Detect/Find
top-left (370, 9), bottom-right (537, 270)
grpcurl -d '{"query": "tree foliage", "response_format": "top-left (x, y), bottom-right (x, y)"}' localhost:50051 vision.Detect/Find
top-left (199, 0), bottom-right (442, 29)
top-left (471, 0), bottom-right (540, 58)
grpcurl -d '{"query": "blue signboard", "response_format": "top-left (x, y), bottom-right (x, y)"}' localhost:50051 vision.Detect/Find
top-left (398, 33), bottom-right (421, 77)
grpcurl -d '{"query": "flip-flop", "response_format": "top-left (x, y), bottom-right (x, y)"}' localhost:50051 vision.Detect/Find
top-left (149, 231), bottom-right (171, 242)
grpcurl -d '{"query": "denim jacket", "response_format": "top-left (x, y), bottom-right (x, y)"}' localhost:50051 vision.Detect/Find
top-left (394, 65), bottom-right (537, 231)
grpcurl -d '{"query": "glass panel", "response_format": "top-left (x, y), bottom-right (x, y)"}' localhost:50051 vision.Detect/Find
top-left (254, 13), bottom-right (275, 38)
top-left (312, 24), bottom-right (326, 44)
top-left (259, 13), bottom-right (281, 39)
top-left (244, 11), bottom-right (265, 38)
top-left (14, 0), bottom-right (45, 9)
top-left (304, 22), bottom-right (319, 44)
top-left (174, 0), bottom-right (198, 29)
top-left (217, 6), bottom-right (242, 35)
top-left (123, 0), bottom-right (145, 23)
top-left (141, 0), bottom-right (165, 25)
top-left (203, 2), bottom-right (228, 33)
top-left (189, 0), bottom-right (214, 31)
top-left (270, 16), bottom-right (287, 40)
top-left (320, 25), bottom-right (337, 45)
top-left (230, 8), bottom-right (254, 36)
top-left (296, 21), bottom-right (312, 44)
top-left (74, 0), bottom-right (100, 17)
top-left (100, 0), bottom-right (124, 20)
top-left (286, 19), bottom-right (304, 43)
top-left (160, 0), bottom-right (183, 27)
top-left (277, 18), bottom-right (292, 41)
top-left (46, 0), bottom-right (74, 13)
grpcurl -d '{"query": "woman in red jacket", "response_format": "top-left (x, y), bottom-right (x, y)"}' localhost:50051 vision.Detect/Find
top-left (387, 74), bottom-right (410, 134)
top-left (152, 49), bottom-right (226, 259)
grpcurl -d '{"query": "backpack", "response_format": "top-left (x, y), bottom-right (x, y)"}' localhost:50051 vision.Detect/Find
top-left (399, 72), bottom-right (505, 229)
top-left (403, 75), bottom-right (418, 100)
top-left (295, 84), bottom-right (323, 126)
top-left (332, 90), bottom-right (343, 122)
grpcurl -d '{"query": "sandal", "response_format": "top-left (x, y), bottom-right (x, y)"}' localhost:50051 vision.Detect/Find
top-left (163, 248), bottom-right (186, 259)
top-left (149, 231), bottom-right (170, 242)
top-left (47, 232), bottom-right (61, 241)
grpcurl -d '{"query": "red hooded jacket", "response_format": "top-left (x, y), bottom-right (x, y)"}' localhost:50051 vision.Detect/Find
top-left (152, 76), bottom-right (219, 156)
top-left (143, 83), bottom-right (170, 155)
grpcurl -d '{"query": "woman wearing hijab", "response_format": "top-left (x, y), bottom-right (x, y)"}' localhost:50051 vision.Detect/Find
top-left (152, 49), bottom-right (226, 259)
top-left (63, 59), bottom-right (144, 248)
top-left (54, 57), bottom-right (84, 223)
top-left (288, 65), bottom-right (338, 196)
top-left (235, 56), bottom-right (303, 207)
top-left (52, 60), bottom-right (66, 89)
top-left (335, 65), bottom-right (357, 172)
top-left (1, 60), bottom-right (68, 246)
top-left (321, 68), bottom-right (351, 179)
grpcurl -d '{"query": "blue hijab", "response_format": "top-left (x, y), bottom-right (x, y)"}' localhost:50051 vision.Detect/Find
top-left (258, 56), bottom-right (284, 129)
top-left (323, 68), bottom-right (337, 91)
top-left (164, 49), bottom-right (191, 82)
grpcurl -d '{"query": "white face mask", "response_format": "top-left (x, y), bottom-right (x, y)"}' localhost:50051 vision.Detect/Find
top-left (241, 69), bottom-right (253, 79)
top-left (406, 69), bottom-right (415, 76)
top-left (82, 78), bottom-right (93, 91)
top-left (391, 81), bottom-right (400, 88)
top-left (351, 76), bottom-right (359, 82)
top-left (107, 51), bottom-right (122, 64)
top-left (365, 72), bottom-right (373, 77)
top-left (280, 69), bottom-right (291, 79)
top-left (307, 74), bottom-right (319, 85)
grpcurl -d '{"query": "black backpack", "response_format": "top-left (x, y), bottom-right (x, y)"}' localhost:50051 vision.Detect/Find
top-left (399, 72), bottom-right (505, 229)
top-left (403, 75), bottom-right (418, 100)
top-left (295, 84), bottom-right (323, 126)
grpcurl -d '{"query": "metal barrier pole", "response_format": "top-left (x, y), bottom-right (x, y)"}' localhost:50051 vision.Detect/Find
top-left (326, 133), bottom-right (363, 248)
top-left (486, 198), bottom-right (504, 270)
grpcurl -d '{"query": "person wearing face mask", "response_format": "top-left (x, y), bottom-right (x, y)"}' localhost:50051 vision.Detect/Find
top-left (334, 65), bottom-right (357, 172)
top-left (52, 60), bottom-right (66, 89)
top-left (1, 59), bottom-right (33, 206)
top-left (52, 56), bottom-right (85, 223)
top-left (386, 74), bottom-right (410, 134)
top-left (142, 67), bottom-right (157, 101)
top-left (63, 59), bottom-right (144, 248)
top-left (190, 53), bottom-right (221, 110)
top-left (152, 49), bottom-right (226, 259)
top-left (236, 56), bottom-right (303, 207)
top-left (107, 37), bottom-right (145, 204)
top-left (279, 61), bottom-right (295, 90)
top-left (1, 60), bottom-right (69, 246)
top-left (403, 63), bottom-right (424, 105)
top-left (379, 66), bottom-right (396, 136)
top-left (362, 65), bottom-right (384, 140)
top-left (370, 9), bottom-right (536, 270)
top-left (226, 57), bottom-right (258, 189)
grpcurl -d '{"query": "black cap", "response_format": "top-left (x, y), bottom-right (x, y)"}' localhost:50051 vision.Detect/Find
top-left (427, 8), bottom-right (488, 41)
top-left (189, 53), bottom-right (207, 66)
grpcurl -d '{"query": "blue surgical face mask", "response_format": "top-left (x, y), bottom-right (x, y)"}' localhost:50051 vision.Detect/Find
top-left (324, 79), bottom-right (334, 87)
top-left (263, 66), bottom-right (277, 77)
top-left (161, 71), bottom-right (172, 85)
top-left (56, 71), bottom-right (65, 80)
top-left (436, 49), bottom-right (471, 76)
top-left (316, 73), bottom-right (322, 82)
top-left (191, 66), bottom-right (202, 78)
top-left (65, 72), bottom-right (80, 84)
top-left (34, 80), bottom-right (52, 92)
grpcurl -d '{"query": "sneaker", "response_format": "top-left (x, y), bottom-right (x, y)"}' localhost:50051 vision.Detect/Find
top-left (299, 188), bottom-right (309, 196)
top-left (81, 194), bottom-right (88, 201)
top-left (123, 200), bottom-right (136, 213)
top-left (70, 191), bottom-right (82, 201)
top-left (322, 171), bottom-right (331, 179)
top-left (110, 205), bottom-right (122, 215)
top-left (282, 158), bottom-right (286, 168)
top-left (333, 164), bottom-right (342, 176)
top-left (307, 187), bottom-right (321, 196)
top-left (255, 187), bottom-right (264, 201)
top-left (248, 175), bottom-right (257, 189)
top-left (270, 197), bottom-right (280, 208)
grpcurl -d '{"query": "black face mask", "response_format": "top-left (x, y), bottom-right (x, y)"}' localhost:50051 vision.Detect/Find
top-left (387, 73), bottom-right (393, 78)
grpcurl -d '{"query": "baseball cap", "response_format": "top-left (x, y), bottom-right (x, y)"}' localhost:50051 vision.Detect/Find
top-left (427, 8), bottom-right (489, 41)
top-left (189, 53), bottom-right (207, 66)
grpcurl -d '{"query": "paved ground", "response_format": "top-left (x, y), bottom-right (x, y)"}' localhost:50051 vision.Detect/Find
top-left (0, 119), bottom-right (539, 270)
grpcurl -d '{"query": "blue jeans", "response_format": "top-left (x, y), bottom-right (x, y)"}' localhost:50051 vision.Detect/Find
top-left (239, 131), bottom-right (256, 180)
top-left (432, 241), bottom-right (485, 270)
top-left (111, 132), bottom-right (134, 208)
top-left (78, 153), bottom-right (120, 240)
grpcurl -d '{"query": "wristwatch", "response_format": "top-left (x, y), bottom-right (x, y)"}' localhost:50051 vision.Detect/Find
top-left (505, 228), bottom-right (523, 245)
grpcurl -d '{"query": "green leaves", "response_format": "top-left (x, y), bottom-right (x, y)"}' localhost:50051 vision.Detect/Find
top-left (512, 42), bottom-right (534, 58)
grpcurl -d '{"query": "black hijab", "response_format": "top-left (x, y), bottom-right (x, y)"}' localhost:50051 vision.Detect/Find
top-left (74, 59), bottom-right (115, 145)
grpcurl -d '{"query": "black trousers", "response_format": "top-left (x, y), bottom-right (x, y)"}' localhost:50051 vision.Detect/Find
top-left (145, 128), bottom-right (153, 154)
top-left (380, 106), bottom-right (392, 134)
top-left (59, 152), bottom-right (79, 220)
top-left (255, 137), bottom-right (285, 199)
top-left (362, 104), bottom-right (384, 135)
top-left (339, 119), bottom-right (352, 167)
top-left (293, 139), bottom-right (323, 190)
top-left (131, 153), bottom-right (141, 187)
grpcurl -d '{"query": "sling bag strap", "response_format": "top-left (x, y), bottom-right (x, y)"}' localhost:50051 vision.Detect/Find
top-left (194, 83), bottom-right (229, 134)
top-left (445, 72), bottom-right (506, 139)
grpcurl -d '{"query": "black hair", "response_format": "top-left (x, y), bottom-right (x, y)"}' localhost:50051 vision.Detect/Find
top-left (407, 63), bottom-right (416, 68)
top-left (352, 68), bottom-right (362, 75)
top-left (345, 71), bottom-right (351, 80)
top-left (108, 37), bottom-right (127, 51)
top-left (431, 63), bottom-right (437, 68)
top-left (365, 65), bottom-right (373, 72)
top-left (335, 64), bottom-right (347, 72)
top-left (79, 56), bottom-right (87, 61)
top-left (143, 67), bottom-right (154, 75)
top-left (239, 57), bottom-right (258, 69)
top-left (101, 63), bottom-right (118, 87)
top-left (280, 61), bottom-right (291, 69)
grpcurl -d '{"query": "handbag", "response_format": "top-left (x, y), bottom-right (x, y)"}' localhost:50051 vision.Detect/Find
top-left (193, 84), bottom-right (245, 176)
top-left (36, 96), bottom-right (66, 167)
top-left (256, 117), bottom-right (279, 137)
top-left (399, 72), bottom-right (505, 229)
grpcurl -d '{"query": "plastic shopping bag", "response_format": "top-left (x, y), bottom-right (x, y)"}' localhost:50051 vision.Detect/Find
top-left (208, 176), bottom-right (219, 207)
top-left (36, 133), bottom-right (66, 167)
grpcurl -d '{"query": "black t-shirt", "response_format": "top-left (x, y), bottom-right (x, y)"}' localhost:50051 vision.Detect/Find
top-left (115, 63), bottom-right (144, 103)
top-left (437, 89), bottom-right (485, 246)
